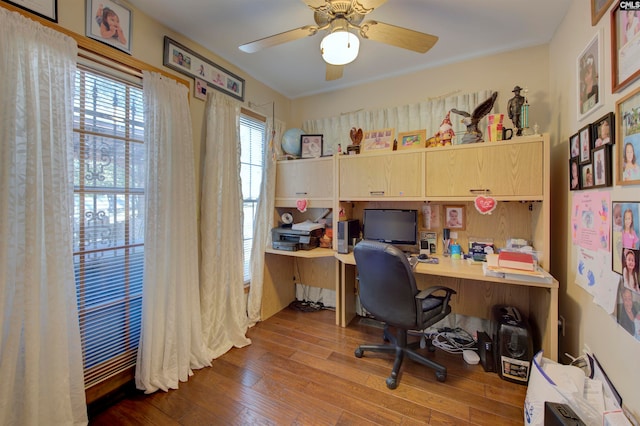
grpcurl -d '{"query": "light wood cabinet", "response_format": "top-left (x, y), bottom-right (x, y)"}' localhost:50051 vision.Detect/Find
top-left (338, 151), bottom-right (423, 199)
top-left (275, 157), bottom-right (333, 207)
top-left (425, 138), bottom-right (543, 199)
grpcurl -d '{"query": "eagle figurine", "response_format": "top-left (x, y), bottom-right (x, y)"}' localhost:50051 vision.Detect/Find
top-left (451, 91), bottom-right (498, 144)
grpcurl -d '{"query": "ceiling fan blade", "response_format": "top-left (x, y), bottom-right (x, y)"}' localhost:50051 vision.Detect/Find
top-left (359, 20), bottom-right (438, 53)
top-left (326, 63), bottom-right (344, 81)
top-left (353, 0), bottom-right (388, 13)
top-left (239, 26), bottom-right (318, 53)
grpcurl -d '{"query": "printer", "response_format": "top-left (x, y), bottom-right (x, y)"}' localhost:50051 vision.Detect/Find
top-left (271, 221), bottom-right (324, 251)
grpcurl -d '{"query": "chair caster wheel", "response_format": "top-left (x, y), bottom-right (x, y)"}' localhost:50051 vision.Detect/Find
top-left (428, 344), bottom-right (436, 352)
top-left (436, 372), bottom-right (446, 382)
top-left (385, 377), bottom-right (398, 389)
top-left (354, 348), bottom-right (363, 358)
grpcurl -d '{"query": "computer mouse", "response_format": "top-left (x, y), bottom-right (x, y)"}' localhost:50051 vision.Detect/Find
top-left (418, 253), bottom-right (428, 260)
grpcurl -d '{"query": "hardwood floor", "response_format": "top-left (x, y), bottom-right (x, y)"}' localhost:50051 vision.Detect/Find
top-left (90, 307), bottom-right (526, 425)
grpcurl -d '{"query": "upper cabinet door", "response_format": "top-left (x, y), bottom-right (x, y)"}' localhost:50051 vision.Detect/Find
top-left (425, 140), bottom-right (543, 198)
top-left (338, 152), bottom-right (423, 199)
top-left (275, 157), bottom-right (333, 200)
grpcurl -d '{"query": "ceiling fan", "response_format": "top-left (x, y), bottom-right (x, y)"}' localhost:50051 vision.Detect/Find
top-left (239, 0), bottom-right (438, 81)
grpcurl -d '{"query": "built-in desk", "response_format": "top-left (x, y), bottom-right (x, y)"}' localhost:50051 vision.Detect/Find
top-left (335, 252), bottom-right (559, 361)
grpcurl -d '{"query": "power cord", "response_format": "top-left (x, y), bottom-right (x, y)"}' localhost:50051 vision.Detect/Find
top-left (425, 327), bottom-right (477, 354)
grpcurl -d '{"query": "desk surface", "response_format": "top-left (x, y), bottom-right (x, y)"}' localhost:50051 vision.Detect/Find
top-left (334, 252), bottom-right (558, 289)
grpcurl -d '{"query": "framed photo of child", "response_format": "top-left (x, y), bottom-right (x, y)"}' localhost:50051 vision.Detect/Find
top-left (616, 86), bottom-right (640, 185)
top-left (612, 201), bottom-right (640, 274)
top-left (444, 205), bottom-right (465, 231)
top-left (569, 157), bottom-right (581, 191)
top-left (86, 0), bottom-right (132, 55)
top-left (591, 111), bottom-right (615, 147)
top-left (579, 124), bottom-right (592, 164)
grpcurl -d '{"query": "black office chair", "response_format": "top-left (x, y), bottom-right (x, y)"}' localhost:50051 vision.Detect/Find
top-left (353, 240), bottom-right (456, 389)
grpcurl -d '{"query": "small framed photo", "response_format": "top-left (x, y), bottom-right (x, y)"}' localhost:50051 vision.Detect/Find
top-left (194, 78), bottom-right (207, 101)
top-left (591, 145), bottom-right (611, 188)
top-left (362, 128), bottom-right (394, 153)
top-left (611, 5), bottom-right (640, 93)
top-left (300, 134), bottom-right (323, 159)
top-left (581, 163), bottom-right (594, 189)
top-left (569, 157), bottom-right (581, 191)
top-left (397, 130), bottom-right (426, 150)
top-left (577, 30), bottom-right (603, 120)
top-left (4, 0), bottom-right (57, 22)
top-left (422, 204), bottom-right (441, 230)
top-left (570, 132), bottom-right (580, 158)
top-left (444, 205), bottom-right (465, 231)
top-left (591, 0), bottom-right (614, 26)
top-left (616, 85), bottom-right (640, 185)
top-left (579, 124), bottom-right (592, 164)
top-left (591, 111), bottom-right (615, 147)
top-left (612, 201), bottom-right (640, 274)
top-left (86, 0), bottom-right (132, 55)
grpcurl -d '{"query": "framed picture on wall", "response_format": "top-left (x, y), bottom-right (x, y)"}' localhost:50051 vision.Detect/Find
top-left (581, 163), bottom-right (594, 189)
top-left (611, 3), bottom-right (640, 93)
top-left (577, 30), bottom-right (603, 121)
top-left (612, 201), bottom-right (640, 274)
top-left (444, 205), bottom-right (465, 231)
top-left (579, 124), bottom-right (592, 164)
top-left (85, 0), bottom-right (132, 55)
top-left (591, 111), bottom-right (615, 147)
top-left (591, 0), bottom-right (615, 25)
top-left (569, 157), bottom-right (581, 191)
top-left (4, 0), bottom-right (57, 21)
top-left (615, 85), bottom-right (640, 185)
top-left (591, 145), bottom-right (611, 188)
top-left (570, 132), bottom-right (580, 158)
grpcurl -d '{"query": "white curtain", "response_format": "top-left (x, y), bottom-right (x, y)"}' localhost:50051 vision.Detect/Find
top-left (247, 118), bottom-right (286, 326)
top-left (135, 72), bottom-right (213, 393)
top-left (0, 9), bottom-right (88, 425)
top-left (303, 90), bottom-right (494, 154)
top-left (200, 92), bottom-right (251, 357)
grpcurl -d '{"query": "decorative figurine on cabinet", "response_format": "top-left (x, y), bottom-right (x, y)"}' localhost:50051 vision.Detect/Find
top-left (507, 86), bottom-right (525, 136)
top-left (450, 91), bottom-right (498, 144)
top-left (438, 111), bottom-right (455, 146)
top-left (348, 127), bottom-right (363, 154)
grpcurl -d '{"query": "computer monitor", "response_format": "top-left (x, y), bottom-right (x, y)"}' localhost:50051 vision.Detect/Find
top-left (362, 209), bottom-right (418, 247)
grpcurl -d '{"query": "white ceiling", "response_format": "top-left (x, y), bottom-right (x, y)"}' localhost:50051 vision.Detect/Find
top-left (127, 0), bottom-right (572, 99)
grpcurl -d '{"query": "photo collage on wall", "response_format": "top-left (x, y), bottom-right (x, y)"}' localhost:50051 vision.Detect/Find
top-left (569, 111), bottom-right (615, 191)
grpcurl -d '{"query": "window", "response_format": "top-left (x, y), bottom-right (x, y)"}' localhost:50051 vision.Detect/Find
top-left (239, 111), bottom-right (266, 283)
top-left (72, 65), bottom-right (145, 388)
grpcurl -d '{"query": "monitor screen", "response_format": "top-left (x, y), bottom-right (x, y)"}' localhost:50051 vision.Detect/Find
top-left (362, 209), bottom-right (417, 245)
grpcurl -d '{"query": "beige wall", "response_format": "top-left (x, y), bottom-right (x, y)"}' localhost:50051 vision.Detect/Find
top-left (290, 45), bottom-right (550, 134)
top-left (549, 0), bottom-right (640, 419)
top-left (54, 0), bottom-right (292, 199)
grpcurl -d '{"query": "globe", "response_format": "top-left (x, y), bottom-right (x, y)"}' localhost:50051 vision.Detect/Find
top-left (281, 128), bottom-right (304, 157)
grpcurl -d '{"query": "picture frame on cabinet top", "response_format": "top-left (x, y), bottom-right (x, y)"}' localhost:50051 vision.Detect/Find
top-left (397, 130), bottom-right (427, 150)
top-left (361, 128), bottom-right (394, 153)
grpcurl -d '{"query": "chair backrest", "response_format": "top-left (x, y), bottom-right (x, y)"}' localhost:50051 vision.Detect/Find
top-left (353, 240), bottom-right (419, 329)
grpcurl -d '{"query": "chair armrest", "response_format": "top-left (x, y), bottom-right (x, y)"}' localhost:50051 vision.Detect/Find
top-left (415, 286), bottom-right (456, 319)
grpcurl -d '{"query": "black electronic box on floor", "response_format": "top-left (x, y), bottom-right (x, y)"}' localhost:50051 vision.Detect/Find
top-left (492, 305), bottom-right (533, 384)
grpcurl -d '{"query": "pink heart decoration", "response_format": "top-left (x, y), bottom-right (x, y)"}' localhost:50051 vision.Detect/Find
top-left (296, 198), bottom-right (308, 213)
top-left (474, 196), bottom-right (497, 215)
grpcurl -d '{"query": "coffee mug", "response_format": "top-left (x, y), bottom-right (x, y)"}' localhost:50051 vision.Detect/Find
top-left (502, 128), bottom-right (514, 140)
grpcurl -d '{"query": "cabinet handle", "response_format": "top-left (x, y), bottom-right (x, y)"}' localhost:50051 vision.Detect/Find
top-left (469, 189), bottom-right (491, 194)
top-left (295, 192), bottom-right (308, 195)
top-left (369, 191), bottom-right (385, 196)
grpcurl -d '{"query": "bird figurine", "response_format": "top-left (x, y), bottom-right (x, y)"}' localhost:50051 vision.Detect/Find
top-left (450, 91), bottom-right (498, 144)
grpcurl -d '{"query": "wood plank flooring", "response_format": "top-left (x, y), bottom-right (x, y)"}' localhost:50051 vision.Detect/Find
top-left (90, 307), bottom-right (526, 425)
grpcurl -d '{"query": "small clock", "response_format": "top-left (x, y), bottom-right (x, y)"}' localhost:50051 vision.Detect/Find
top-left (281, 212), bottom-right (293, 225)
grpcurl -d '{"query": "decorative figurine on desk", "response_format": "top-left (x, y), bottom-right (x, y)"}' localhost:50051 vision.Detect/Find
top-left (451, 91), bottom-right (498, 144)
top-left (507, 86), bottom-right (525, 136)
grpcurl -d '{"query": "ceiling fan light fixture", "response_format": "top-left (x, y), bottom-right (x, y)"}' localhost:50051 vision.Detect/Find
top-left (320, 30), bottom-right (360, 65)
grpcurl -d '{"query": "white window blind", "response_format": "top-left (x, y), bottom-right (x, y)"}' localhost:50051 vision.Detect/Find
top-left (239, 113), bottom-right (266, 283)
top-left (72, 65), bottom-right (145, 388)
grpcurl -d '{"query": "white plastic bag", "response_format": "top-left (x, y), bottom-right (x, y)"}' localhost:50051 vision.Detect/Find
top-left (524, 351), bottom-right (601, 426)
